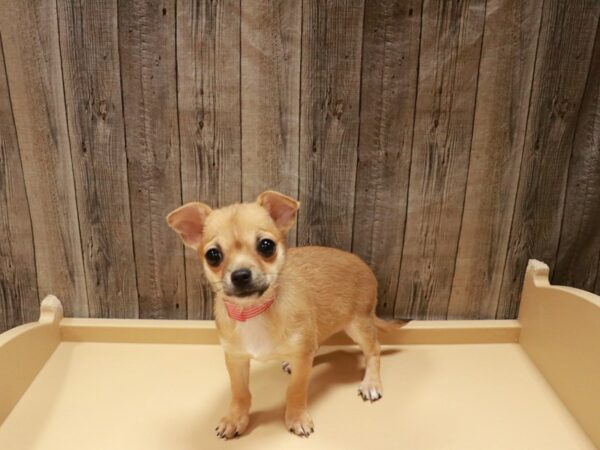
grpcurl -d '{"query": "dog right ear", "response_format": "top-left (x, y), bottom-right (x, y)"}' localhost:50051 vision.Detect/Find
top-left (257, 190), bottom-right (300, 234)
top-left (166, 202), bottom-right (212, 249)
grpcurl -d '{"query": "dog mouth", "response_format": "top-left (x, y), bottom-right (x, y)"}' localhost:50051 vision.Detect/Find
top-left (224, 284), bottom-right (269, 299)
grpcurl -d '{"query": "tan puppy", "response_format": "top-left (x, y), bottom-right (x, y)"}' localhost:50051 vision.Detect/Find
top-left (167, 191), bottom-right (399, 439)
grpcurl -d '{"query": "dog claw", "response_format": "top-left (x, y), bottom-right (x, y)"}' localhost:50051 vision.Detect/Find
top-left (358, 384), bottom-right (383, 402)
top-left (286, 412), bottom-right (315, 437)
top-left (215, 413), bottom-right (249, 439)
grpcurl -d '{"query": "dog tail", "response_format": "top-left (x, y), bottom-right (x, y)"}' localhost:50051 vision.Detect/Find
top-left (373, 316), bottom-right (409, 333)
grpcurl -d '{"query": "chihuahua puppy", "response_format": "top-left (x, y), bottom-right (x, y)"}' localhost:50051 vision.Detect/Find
top-left (167, 191), bottom-right (400, 439)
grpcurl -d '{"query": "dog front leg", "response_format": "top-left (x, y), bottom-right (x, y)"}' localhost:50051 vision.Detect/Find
top-left (285, 353), bottom-right (314, 436)
top-left (216, 352), bottom-right (251, 439)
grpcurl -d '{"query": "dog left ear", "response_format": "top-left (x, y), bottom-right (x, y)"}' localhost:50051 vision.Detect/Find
top-left (257, 190), bottom-right (300, 234)
top-left (166, 202), bottom-right (212, 249)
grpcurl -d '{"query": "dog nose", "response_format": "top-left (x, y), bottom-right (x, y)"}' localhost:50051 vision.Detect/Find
top-left (231, 269), bottom-right (252, 287)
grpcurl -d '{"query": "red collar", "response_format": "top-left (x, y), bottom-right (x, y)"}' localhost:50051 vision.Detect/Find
top-left (224, 295), bottom-right (275, 322)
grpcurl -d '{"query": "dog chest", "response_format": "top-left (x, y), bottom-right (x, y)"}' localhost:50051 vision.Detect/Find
top-left (235, 316), bottom-right (275, 360)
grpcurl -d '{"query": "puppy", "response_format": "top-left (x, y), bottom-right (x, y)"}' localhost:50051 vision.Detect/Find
top-left (167, 191), bottom-right (400, 438)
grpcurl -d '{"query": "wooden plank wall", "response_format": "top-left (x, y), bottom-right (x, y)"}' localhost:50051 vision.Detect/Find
top-left (448, 0), bottom-right (542, 319)
top-left (1, 0), bottom-right (89, 321)
top-left (395, 0), bottom-right (486, 319)
top-left (57, 0), bottom-right (139, 319)
top-left (0, 0), bottom-right (599, 331)
top-left (498, 0), bottom-right (600, 318)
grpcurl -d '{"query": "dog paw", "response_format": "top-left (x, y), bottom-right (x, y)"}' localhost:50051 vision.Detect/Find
top-left (281, 361), bottom-right (292, 374)
top-left (215, 413), bottom-right (249, 439)
top-left (358, 381), bottom-right (382, 402)
top-left (285, 410), bottom-right (314, 437)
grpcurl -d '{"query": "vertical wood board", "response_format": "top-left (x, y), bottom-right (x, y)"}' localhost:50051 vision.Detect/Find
top-left (57, 0), bottom-right (139, 318)
top-left (177, 0), bottom-right (242, 319)
top-left (554, 24), bottom-right (600, 295)
top-left (241, 0), bottom-right (301, 245)
top-left (297, 0), bottom-right (365, 250)
top-left (0, 36), bottom-right (39, 331)
top-left (119, 0), bottom-right (186, 319)
top-left (352, 0), bottom-right (421, 317)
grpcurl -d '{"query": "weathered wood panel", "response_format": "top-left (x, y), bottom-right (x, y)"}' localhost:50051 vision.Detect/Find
top-left (0, 0), bottom-right (88, 317)
top-left (497, 0), bottom-right (600, 319)
top-left (554, 25), bottom-right (600, 295)
top-left (352, 0), bottom-right (421, 318)
top-left (2, 1), bottom-right (600, 330)
top-left (119, 0), bottom-right (186, 319)
top-left (297, 0), bottom-right (364, 250)
top-left (447, 0), bottom-right (542, 319)
top-left (177, 0), bottom-right (242, 319)
top-left (395, 0), bottom-right (486, 319)
top-left (0, 36), bottom-right (39, 330)
top-left (241, 0), bottom-right (301, 244)
top-left (57, 0), bottom-right (138, 318)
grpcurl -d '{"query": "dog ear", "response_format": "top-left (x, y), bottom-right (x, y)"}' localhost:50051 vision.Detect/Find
top-left (257, 191), bottom-right (300, 233)
top-left (166, 202), bottom-right (212, 249)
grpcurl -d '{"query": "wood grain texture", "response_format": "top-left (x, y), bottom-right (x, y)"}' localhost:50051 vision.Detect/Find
top-left (0, 0), bottom-right (88, 317)
top-left (241, 0), bottom-right (301, 244)
top-left (57, 0), bottom-right (138, 319)
top-left (553, 25), bottom-right (600, 295)
top-left (177, 0), bottom-right (242, 319)
top-left (0, 37), bottom-right (39, 332)
top-left (297, 0), bottom-right (364, 250)
top-left (497, 0), bottom-right (600, 319)
top-left (352, 0), bottom-right (421, 318)
top-left (119, 0), bottom-right (186, 319)
top-left (447, 0), bottom-right (542, 319)
top-left (395, 0), bottom-right (486, 319)
top-left (3, 1), bottom-right (600, 328)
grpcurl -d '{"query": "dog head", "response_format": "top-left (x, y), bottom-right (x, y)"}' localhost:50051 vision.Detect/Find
top-left (167, 191), bottom-right (299, 303)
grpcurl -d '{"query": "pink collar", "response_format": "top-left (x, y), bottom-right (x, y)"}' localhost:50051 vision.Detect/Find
top-left (224, 295), bottom-right (275, 322)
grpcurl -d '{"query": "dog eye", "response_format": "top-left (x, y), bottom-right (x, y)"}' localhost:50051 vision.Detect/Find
top-left (204, 248), bottom-right (222, 266)
top-left (257, 239), bottom-right (276, 257)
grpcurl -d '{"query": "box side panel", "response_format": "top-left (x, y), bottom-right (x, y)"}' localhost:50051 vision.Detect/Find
top-left (0, 322), bottom-right (60, 423)
top-left (59, 318), bottom-right (519, 345)
top-left (519, 260), bottom-right (600, 448)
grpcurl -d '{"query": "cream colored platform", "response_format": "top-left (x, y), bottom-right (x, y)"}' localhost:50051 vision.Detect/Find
top-left (0, 260), bottom-right (598, 450)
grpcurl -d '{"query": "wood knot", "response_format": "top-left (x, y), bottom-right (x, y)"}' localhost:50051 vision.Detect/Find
top-left (99, 100), bottom-right (108, 120)
top-left (334, 100), bottom-right (344, 119)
